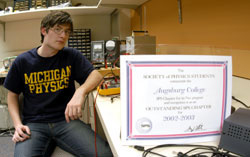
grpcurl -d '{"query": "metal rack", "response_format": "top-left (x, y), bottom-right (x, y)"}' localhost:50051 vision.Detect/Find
top-left (49, 0), bottom-right (70, 7)
top-left (13, 0), bottom-right (30, 12)
top-left (68, 29), bottom-right (91, 61)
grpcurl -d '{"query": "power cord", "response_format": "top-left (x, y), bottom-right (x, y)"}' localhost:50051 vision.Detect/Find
top-left (232, 96), bottom-right (249, 108)
top-left (92, 70), bottom-right (120, 157)
top-left (110, 95), bottom-right (120, 103)
top-left (0, 128), bottom-right (14, 137)
top-left (134, 144), bottom-right (240, 157)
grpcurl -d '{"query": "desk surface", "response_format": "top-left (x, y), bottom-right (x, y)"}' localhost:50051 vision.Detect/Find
top-left (95, 93), bottom-right (142, 156)
top-left (93, 91), bottom-right (243, 157)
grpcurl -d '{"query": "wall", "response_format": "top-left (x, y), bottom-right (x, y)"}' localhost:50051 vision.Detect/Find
top-left (111, 8), bottom-right (131, 40)
top-left (118, 9), bottom-right (131, 40)
top-left (0, 14), bottom-right (111, 63)
top-left (131, 0), bottom-right (250, 79)
top-left (73, 15), bottom-right (111, 41)
top-left (232, 76), bottom-right (250, 109)
top-left (111, 10), bottom-right (119, 38)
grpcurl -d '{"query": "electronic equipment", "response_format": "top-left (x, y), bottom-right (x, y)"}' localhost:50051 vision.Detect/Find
top-left (3, 56), bottom-right (17, 70)
top-left (91, 40), bottom-right (121, 68)
top-left (91, 40), bottom-right (105, 63)
top-left (219, 108), bottom-right (250, 156)
top-left (105, 40), bottom-right (120, 64)
top-left (98, 76), bottom-right (120, 96)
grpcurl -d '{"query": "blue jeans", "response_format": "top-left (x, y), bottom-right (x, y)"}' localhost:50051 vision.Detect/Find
top-left (14, 120), bottom-right (113, 157)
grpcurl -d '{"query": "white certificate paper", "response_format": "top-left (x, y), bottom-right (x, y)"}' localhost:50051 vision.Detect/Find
top-left (120, 55), bottom-right (232, 145)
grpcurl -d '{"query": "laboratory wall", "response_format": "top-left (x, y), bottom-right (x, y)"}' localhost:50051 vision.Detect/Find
top-left (131, 0), bottom-right (250, 79)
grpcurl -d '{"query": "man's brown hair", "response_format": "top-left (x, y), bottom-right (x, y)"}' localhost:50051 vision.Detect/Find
top-left (40, 11), bottom-right (73, 43)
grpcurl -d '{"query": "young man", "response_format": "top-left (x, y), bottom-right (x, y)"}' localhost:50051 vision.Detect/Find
top-left (4, 11), bottom-right (113, 157)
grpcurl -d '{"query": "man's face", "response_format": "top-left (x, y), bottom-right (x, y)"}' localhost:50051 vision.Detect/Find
top-left (42, 24), bottom-right (71, 51)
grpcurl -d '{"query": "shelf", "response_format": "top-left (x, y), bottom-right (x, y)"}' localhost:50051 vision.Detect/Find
top-left (0, 0), bottom-right (150, 23)
top-left (0, 6), bottom-right (115, 22)
top-left (0, 6), bottom-right (114, 41)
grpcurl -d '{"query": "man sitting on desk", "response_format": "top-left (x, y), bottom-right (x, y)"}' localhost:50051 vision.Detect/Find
top-left (4, 11), bottom-right (112, 157)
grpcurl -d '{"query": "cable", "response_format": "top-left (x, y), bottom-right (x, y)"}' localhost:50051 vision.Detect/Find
top-left (143, 149), bottom-right (167, 157)
top-left (110, 95), bottom-right (120, 103)
top-left (112, 56), bottom-right (120, 68)
top-left (93, 79), bottom-right (105, 157)
top-left (91, 69), bottom-right (120, 157)
top-left (232, 96), bottom-right (249, 108)
top-left (0, 128), bottom-right (15, 137)
top-left (135, 144), bottom-right (240, 157)
top-left (94, 80), bottom-right (103, 157)
top-left (183, 147), bottom-right (215, 156)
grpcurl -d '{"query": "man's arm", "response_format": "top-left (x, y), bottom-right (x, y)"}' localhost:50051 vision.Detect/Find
top-left (65, 70), bottom-right (103, 123)
top-left (7, 91), bottom-right (30, 142)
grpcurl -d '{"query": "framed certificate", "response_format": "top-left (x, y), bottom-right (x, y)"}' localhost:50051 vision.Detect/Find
top-left (120, 55), bottom-right (232, 145)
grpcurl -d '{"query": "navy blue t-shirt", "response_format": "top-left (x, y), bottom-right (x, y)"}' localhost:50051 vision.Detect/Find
top-left (4, 47), bottom-right (94, 123)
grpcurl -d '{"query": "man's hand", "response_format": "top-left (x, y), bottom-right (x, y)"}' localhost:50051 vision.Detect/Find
top-left (65, 70), bottom-right (102, 123)
top-left (65, 88), bottom-right (85, 123)
top-left (12, 124), bottom-right (31, 143)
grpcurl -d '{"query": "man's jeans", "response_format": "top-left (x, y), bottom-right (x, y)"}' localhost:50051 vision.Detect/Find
top-left (14, 120), bottom-right (113, 157)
